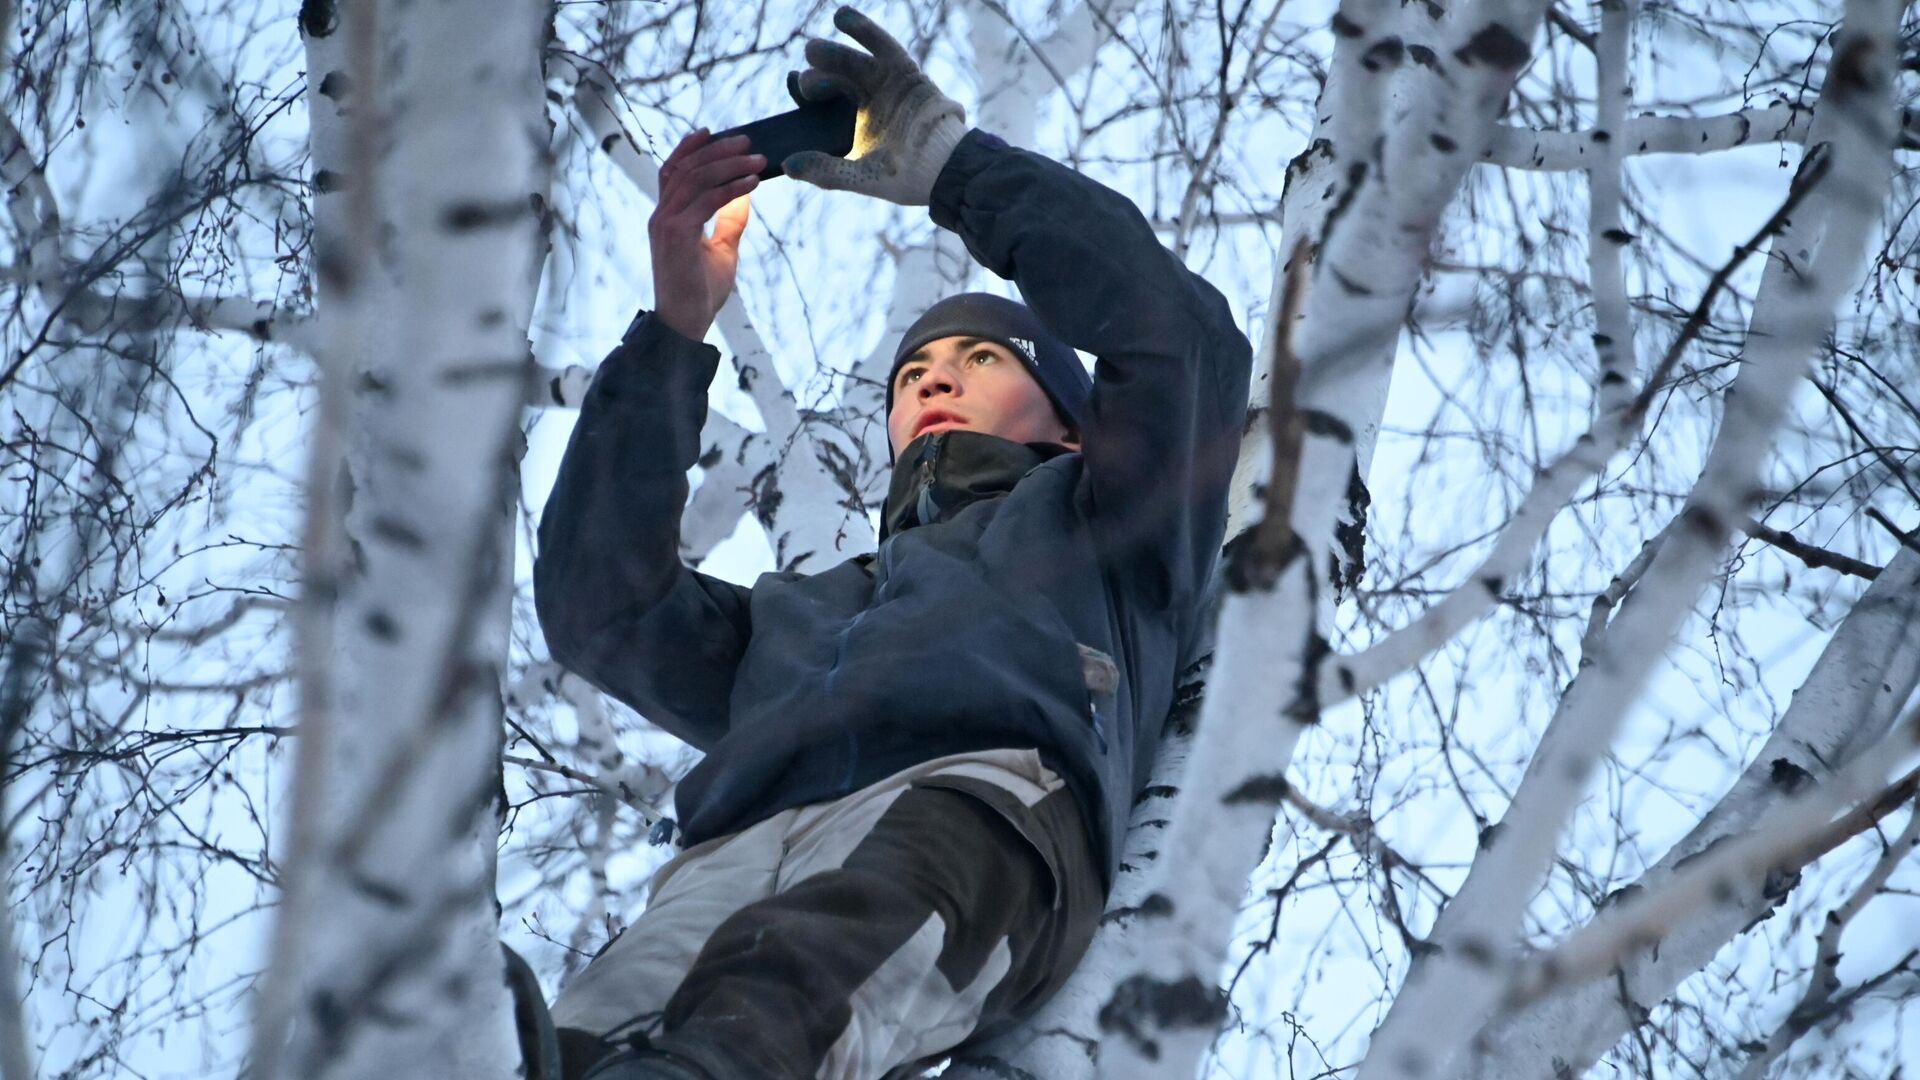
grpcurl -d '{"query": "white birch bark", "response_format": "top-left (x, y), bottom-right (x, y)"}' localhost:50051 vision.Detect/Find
top-left (1456, 547), bottom-right (1920, 1079)
top-left (1360, 5), bottom-right (1904, 1075)
top-left (1091, 3), bottom-right (1555, 1076)
top-left (248, 2), bottom-right (550, 1078)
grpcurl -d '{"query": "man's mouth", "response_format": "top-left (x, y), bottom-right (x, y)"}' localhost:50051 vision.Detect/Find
top-left (912, 410), bottom-right (965, 437)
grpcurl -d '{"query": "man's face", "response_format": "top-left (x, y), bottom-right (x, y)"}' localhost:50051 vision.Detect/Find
top-left (886, 335), bottom-right (1081, 460)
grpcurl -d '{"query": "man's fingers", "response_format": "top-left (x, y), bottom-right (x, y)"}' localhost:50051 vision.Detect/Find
top-left (683, 151), bottom-right (765, 194)
top-left (658, 136), bottom-right (760, 216)
top-left (832, 6), bottom-right (912, 68)
top-left (804, 38), bottom-right (880, 88)
top-left (796, 70), bottom-right (861, 107)
top-left (784, 150), bottom-right (876, 192)
top-left (696, 176), bottom-right (759, 225)
top-left (660, 127), bottom-right (713, 176)
top-left (711, 192), bottom-right (752, 249)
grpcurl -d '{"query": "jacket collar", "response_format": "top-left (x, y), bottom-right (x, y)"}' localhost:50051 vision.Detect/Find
top-left (880, 430), bottom-right (1069, 540)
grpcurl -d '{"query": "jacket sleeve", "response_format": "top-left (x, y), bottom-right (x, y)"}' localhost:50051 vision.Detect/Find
top-left (929, 130), bottom-right (1254, 611)
top-left (533, 312), bottom-right (750, 751)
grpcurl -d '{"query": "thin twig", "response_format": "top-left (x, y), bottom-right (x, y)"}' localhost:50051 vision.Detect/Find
top-left (1742, 517), bottom-right (1882, 580)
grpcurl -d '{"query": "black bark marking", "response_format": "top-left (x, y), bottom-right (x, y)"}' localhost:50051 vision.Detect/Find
top-left (748, 462), bottom-right (783, 528)
top-left (1407, 43), bottom-right (1440, 71)
top-left (440, 359), bottom-right (526, 385)
top-left (370, 516), bottom-right (426, 551)
top-left (1334, 466), bottom-right (1370, 596)
top-left (443, 199), bottom-right (530, 231)
top-left (1330, 12), bottom-right (1364, 38)
top-left (1223, 773), bottom-right (1290, 805)
top-left (317, 70), bottom-right (352, 100)
top-left (312, 168), bottom-right (345, 193)
top-left (299, 0), bottom-right (339, 39)
top-left (1331, 268), bottom-right (1372, 296)
top-left (1477, 821), bottom-right (1504, 850)
top-left (600, 133), bottom-right (621, 154)
top-left (697, 445), bottom-right (723, 469)
top-left (1097, 974), bottom-right (1229, 1060)
top-left (1453, 22), bottom-right (1532, 71)
top-left (547, 375), bottom-right (568, 405)
top-left (477, 307), bottom-right (507, 328)
top-left (1102, 891), bottom-right (1175, 926)
top-left (1601, 227), bottom-right (1636, 245)
top-left (1430, 132), bottom-right (1458, 153)
top-left (1135, 784), bottom-right (1179, 804)
top-left (1682, 505), bottom-right (1724, 538)
top-left (349, 872), bottom-right (408, 907)
top-left (250, 318), bottom-right (272, 340)
top-left (1287, 631), bottom-right (1333, 725)
top-left (1361, 36), bottom-right (1406, 72)
top-left (364, 610), bottom-right (400, 640)
top-left (357, 371), bottom-right (392, 397)
top-left (1600, 370), bottom-right (1628, 386)
top-left (1303, 409), bottom-right (1356, 444)
top-left (1592, 332), bottom-right (1614, 348)
top-left (1591, 128), bottom-right (1612, 144)
top-left (1769, 757), bottom-right (1814, 794)
top-left (1481, 574), bottom-right (1503, 596)
top-left (1456, 935), bottom-right (1496, 967)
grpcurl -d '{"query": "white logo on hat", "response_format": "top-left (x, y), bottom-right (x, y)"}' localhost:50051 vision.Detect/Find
top-left (1009, 337), bottom-right (1037, 361)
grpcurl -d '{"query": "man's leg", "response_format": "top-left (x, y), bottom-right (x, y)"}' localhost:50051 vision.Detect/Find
top-left (550, 816), bottom-right (793, 1076)
top-left (627, 783), bottom-right (1099, 1080)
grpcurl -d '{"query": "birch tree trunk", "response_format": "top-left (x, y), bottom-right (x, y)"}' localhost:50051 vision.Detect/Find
top-left (1458, 547), bottom-right (1920, 1078)
top-left (1085, 4), bottom-right (1554, 1076)
top-left (248, 2), bottom-right (551, 1077)
top-left (1362, 3), bottom-right (1906, 1075)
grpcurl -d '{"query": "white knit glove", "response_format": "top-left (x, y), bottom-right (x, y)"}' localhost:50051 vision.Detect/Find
top-left (784, 7), bottom-right (967, 206)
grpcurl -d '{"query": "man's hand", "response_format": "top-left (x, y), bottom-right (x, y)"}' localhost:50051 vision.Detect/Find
top-left (650, 129), bottom-right (764, 342)
top-left (785, 7), bottom-right (967, 206)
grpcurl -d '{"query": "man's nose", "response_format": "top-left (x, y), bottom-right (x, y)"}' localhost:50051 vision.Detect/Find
top-left (917, 370), bottom-right (959, 397)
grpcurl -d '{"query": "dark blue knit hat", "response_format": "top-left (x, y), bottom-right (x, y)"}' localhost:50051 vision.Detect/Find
top-left (886, 293), bottom-right (1092, 431)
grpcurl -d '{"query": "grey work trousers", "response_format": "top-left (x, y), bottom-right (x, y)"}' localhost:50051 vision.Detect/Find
top-left (550, 750), bottom-right (1103, 1080)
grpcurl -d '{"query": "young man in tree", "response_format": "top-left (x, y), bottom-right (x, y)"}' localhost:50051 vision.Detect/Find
top-left (530, 8), bottom-right (1251, 1078)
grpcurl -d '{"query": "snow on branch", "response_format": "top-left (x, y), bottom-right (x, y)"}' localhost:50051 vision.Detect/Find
top-left (1358, 7), bottom-right (1906, 1073)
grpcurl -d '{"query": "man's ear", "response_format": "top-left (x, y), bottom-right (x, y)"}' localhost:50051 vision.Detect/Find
top-left (1061, 426), bottom-right (1082, 450)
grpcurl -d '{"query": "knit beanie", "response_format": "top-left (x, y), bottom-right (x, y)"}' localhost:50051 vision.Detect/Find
top-left (886, 293), bottom-right (1092, 431)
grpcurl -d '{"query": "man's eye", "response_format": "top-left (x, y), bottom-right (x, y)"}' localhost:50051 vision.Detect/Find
top-left (899, 369), bottom-right (922, 386)
top-left (970, 351), bottom-right (996, 365)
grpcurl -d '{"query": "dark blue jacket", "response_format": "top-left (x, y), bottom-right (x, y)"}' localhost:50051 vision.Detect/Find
top-left (534, 130), bottom-right (1251, 884)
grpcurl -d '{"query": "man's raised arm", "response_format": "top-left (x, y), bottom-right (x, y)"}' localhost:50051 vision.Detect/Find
top-left (929, 133), bottom-right (1253, 607)
top-left (534, 131), bottom-right (767, 751)
top-left (785, 7), bottom-right (1253, 607)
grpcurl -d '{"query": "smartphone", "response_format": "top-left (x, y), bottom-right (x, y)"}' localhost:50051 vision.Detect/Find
top-left (715, 95), bottom-right (858, 181)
